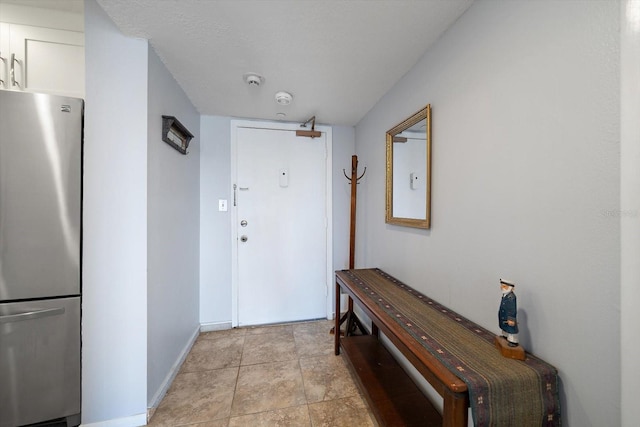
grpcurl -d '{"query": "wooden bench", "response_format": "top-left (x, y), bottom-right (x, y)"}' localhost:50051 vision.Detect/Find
top-left (334, 270), bottom-right (468, 427)
top-left (334, 269), bottom-right (561, 427)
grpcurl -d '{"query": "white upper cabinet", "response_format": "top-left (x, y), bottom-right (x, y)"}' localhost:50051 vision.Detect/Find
top-left (0, 23), bottom-right (84, 98)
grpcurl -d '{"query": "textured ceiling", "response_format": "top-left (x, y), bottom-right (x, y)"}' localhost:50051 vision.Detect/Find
top-left (97, 0), bottom-right (473, 126)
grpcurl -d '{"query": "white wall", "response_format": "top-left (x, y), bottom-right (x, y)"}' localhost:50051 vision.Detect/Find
top-left (620, 1), bottom-right (640, 425)
top-left (199, 118), bottom-right (354, 327)
top-left (355, 1), bottom-right (620, 425)
top-left (83, 0), bottom-right (148, 424)
top-left (147, 48), bottom-right (201, 407)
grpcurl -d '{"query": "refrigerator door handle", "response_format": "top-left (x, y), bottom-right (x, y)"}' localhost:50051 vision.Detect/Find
top-left (0, 307), bottom-right (65, 324)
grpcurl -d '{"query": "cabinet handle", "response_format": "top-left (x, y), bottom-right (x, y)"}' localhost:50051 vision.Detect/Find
top-left (10, 53), bottom-right (19, 87)
top-left (0, 52), bottom-right (5, 86)
top-left (0, 307), bottom-right (65, 324)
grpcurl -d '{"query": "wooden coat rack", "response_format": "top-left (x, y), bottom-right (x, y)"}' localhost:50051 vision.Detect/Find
top-left (332, 155), bottom-right (366, 336)
top-left (343, 155), bottom-right (366, 269)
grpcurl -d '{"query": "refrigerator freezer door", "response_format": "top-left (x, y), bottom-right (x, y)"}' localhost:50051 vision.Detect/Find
top-left (0, 91), bottom-right (82, 300)
top-left (0, 297), bottom-right (81, 427)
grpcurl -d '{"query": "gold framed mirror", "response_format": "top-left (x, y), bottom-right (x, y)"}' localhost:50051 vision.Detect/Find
top-left (385, 104), bottom-right (431, 229)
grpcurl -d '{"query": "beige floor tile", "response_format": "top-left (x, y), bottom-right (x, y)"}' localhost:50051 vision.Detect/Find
top-left (241, 331), bottom-right (297, 366)
top-left (149, 320), bottom-right (379, 427)
top-left (293, 320), bottom-right (335, 358)
top-left (187, 419), bottom-right (230, 427)
top-left (245, 323), bottom-right (294, 335)
top-left (149, 368), bottom-right (238, 426)
top-left (299, 354), bottom-right (359, 403)
top-left (307, 395), bottom-right (376, 427)
top-left (200, 328), bottom-right (247, 340)
top-left (231, 360), bottom-right (306, 416)
top-left (293, 319), bottom-right (334, 333)
top-left (228, 405), bottom-right (311, 427)
top-left (181, 335), bottom-right (244, 372)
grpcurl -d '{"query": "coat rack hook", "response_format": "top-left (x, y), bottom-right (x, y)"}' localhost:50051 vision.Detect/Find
top-left (343, 166), bottom-right (367, 183)
top-left (356, 167), bottom-right (367, 182)
top-left (343, 159), bottom-right (366, 184)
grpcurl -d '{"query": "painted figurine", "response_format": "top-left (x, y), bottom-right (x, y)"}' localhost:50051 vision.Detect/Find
top-left (499, 279), bottom-right (519, 347)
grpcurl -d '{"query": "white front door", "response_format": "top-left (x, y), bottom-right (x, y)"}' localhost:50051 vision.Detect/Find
top-left (232, 123), bottom-right (331, 326)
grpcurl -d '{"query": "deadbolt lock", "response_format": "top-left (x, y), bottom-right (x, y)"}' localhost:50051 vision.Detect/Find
top-left (240, 235), bottom-right (248, 242)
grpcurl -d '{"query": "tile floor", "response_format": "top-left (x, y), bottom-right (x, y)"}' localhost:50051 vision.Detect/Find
top-left (148, 319), bottom-right (378, 427)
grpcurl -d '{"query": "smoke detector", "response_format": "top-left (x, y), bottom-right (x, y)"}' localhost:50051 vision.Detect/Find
top-left (243, 73), bottom-right (264, 86)
top-left (275, 91), bottom-right (293, 105)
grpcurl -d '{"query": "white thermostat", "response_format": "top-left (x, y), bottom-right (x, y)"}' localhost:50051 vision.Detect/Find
top-left (279, 169), bottom-right (289, 187)
top-left (410, 172), bottom-right (420, 190)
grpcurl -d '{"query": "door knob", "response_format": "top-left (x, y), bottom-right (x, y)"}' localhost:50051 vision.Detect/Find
top-left (240, 220), bottom-right (248, 227)
top-left (240, 235), bottom-right (248, 242)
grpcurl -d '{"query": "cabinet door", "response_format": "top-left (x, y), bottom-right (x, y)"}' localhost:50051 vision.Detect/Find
top-left (0, 23), bottom-right (9, 90)
top-left (9, 24), bottom-right (84, 98)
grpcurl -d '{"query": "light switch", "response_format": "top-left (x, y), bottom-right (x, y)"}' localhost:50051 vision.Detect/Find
top-left (218, 199), bottom-right (228, 211)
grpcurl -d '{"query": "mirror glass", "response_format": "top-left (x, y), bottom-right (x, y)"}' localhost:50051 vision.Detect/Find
top-left (385, 104), bottom-right (431, 228)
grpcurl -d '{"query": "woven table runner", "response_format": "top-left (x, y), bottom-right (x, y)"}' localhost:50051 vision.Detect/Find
top-left (342, 269), bottom-right (561, 427)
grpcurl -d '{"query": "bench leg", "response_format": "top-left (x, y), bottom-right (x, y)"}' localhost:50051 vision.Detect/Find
top-left (335, 281), bottom-right (341, 355)
top-left (371, 323), bottom-right (379, 337)
top-left (443, 388), bottom-right (468, 427)
top-left (334, 281), bottom-right (368, 356)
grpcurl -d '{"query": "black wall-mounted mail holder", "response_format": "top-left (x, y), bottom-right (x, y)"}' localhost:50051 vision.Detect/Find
top-left (162, 115), bottom-right (194, 155)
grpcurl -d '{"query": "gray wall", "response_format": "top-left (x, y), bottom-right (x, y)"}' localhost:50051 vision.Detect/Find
top-left (354, 1), bottom-right (620, 425)
top-left (199, 118), bottom-right (354, 327)
top-left (199, 116), bottom-right (232, 327)
top-left (147, 48), bottom-right (201, 406)
top-left (84, 1), bottom-right (202, 423)
top-left (620, 0), bottom-right (640, 425)
top-left (83, 0), bottom-right (148, 423)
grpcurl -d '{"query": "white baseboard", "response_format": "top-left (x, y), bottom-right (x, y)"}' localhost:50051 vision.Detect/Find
top-left (200, 321), bottom-right (232, 332)
top-left (147, 325), bottom-right (200, 416)
top-left (80, 413), bottom-right (146, 427)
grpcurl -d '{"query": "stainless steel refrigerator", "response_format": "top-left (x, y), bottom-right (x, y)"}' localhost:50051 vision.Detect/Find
top-left (0, 91), bottom-right (82, 427)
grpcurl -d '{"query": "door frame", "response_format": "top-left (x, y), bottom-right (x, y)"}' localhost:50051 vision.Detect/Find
top-left (230, 120), bottom-right (333, 327)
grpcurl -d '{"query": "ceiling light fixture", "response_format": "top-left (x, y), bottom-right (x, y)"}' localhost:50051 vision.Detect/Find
top-left (275, 91), bottom-right (293, 105)
top-left (243, 73), bottom-right (264, 86)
